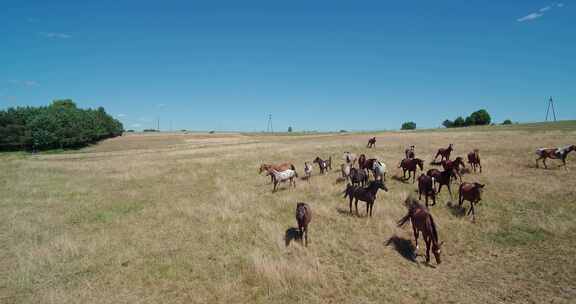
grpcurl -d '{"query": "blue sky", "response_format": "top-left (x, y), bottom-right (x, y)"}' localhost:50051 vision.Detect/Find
top-left (1, 0), bottom-right (575, 131)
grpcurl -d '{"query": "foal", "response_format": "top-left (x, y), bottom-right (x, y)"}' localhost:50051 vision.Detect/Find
top-left (467, 149), bottom-right (482, 173)
top-left (304, 162), bottom-right (313, 181)
top-left (269, 169), bottom-right (297, 192)
top-left (341, 163), bottom-right (351, 181)
top-left (343, 180), bottom-right (388, 217)
top-left (259, 163), bottom-right (296, 183)
top-left (399, 158), bottom-right (424, 183)
top-left (459, 182), bottom-right (485, 222)
top-left (295, 202), bottom-right (312, 246)
top-left (313, 156), bottom-right (332, 174)
top-left (434, 144), bottom-right (454, 162)
top-left (397, 197), bottom-right (443, 264)
top-left (535, 145), bottom-right (576, 170)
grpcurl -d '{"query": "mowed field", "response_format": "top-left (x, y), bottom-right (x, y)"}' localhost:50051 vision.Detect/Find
top-left (1, 123), bottom-right (576, 304)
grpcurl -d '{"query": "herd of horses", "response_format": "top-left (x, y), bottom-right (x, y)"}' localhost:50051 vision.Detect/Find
top-left (258, 138), bottom-right (575, 265)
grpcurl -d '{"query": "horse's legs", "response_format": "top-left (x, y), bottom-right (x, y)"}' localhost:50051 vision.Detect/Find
top-left (413, 225), bottom-right (419, 251)
top-left (273, 181), bottom-right (277, 192)
top-left (366, 201), bottom-right (369, 217)
top-left (355, 198), bottom-right (359, 216)
top-left (370, 202), bottom-right (374, 217)
top-left (447, 183), bottom-right (453, 199)
top-left (543, 158), bottom-right (548, 169)
top-left (349, 197), bottom-right (353, 215)
top-left (563, 158), bottom-right (568, 170)
top-left (425, 236), bottom-right (431, 263)
top-left (304, 226), bottom-right (308, 246)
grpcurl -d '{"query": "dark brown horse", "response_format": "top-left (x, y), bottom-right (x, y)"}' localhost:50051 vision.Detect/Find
top-left (367, 137), bottom-right (376, 148)
top-left (399, 158), bottom-right (424, 183)
top-left (397, 197), bottom-right (443, 264)
top-left (458, 182), bottom-right (485, 222)
top-left (313, 156), bottom-right (332, 174)
top-left (435, 169), bottom-right (454, 198)
top-left (418, 174), bottom-right (436, 207)
top-left (434, 144), bottom-right (454, 162)
top-left (358, 154), bottom-right (366, 170)
top-left (343, 180), bottom-right (388, 217)
top-left (259, 163), bottom-right (296, 183)
top-left (441, 156), bottom-right (465, 182)
top-left (535, 145), bottom-right (576, 170)
top-left (467, 149), bottom-right (482, 173)
top-left (296, 202), bottom-right (312, 246)
top-left (426, 168), bottom-right (441, 192)
top-left (349, 167), bottom-right (369, 187)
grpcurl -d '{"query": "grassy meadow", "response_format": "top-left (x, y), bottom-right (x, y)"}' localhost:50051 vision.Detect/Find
top-left (1, 122), bottom-right (576, 303)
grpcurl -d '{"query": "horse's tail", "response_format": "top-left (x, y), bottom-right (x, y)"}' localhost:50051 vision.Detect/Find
top-left (397, 210), bottom-right (411, 227)
top-left (458, 183), bottom-right (464, 202)
top-left (290, 164), bottom-right (296, 171)
top-left (428, 213), bottom-right (439, 243)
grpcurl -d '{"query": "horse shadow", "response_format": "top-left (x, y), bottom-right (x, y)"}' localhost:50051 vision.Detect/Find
top-left (385, 235), bottom-right (417, 262)
top-left (284, 227), bottom-right (302, 247)
top-left (300, 175), bottom-right (311, 181)
top-left (446, 201), bottom-right (466, 217)
top-left (429, 161), bottom-right (442, 166)
top-left (391, 175), bottom-right (408, 184)
top-left (335, 177), bottom-right (346, 183)
top-left (336, 207), bottom-right (356, 217)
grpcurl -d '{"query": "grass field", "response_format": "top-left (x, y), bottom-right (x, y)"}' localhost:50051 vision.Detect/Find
top-left (1, 122), bottom-right (576, 303)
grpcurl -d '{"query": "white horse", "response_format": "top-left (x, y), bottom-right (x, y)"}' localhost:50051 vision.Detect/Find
top-left (341, 163), bottom-right (351, 181)
top-left (372, 161), bottom-right (387, 181)
top-left (343, 152), bottom-right (357, 166)
top-left (270, 169), bottom-right (297, 192)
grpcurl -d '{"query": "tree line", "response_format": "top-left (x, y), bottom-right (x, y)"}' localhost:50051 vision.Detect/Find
top-left (442, 109), bottom-right (491, 128)
top-left (0, 99), bottom-right (123, 151)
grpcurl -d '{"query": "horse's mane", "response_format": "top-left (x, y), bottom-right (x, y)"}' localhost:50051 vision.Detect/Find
top-left (397, 197), bottom-right (423, 227)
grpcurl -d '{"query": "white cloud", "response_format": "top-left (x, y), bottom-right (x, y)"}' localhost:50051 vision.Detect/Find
top-left (557, 3), bottom-right (564, 8)
top-left (116, 114), bottom-right (127, 118)
top-left (517, 12), bottom-right (544, 22)
top-left (539, 6), bottom-right (551, 12)
top-left (40, 32), bottom-right (71, 39)
top-left (156, 103), bottom-right (166, 108)
top-left (23, 80), bottom-right (39, 87)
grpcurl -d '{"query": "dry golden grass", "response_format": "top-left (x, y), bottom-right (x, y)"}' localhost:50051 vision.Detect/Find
top-left (1, 125), bottom-right (576, 303)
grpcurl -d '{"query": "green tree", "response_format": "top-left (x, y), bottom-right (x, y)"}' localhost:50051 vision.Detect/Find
top-left (470, 109), bottom-right (491, 125)
top-left (401, 121), bottom-right (416, 130)
top-left (453, 116), bottom-right (465, 127)
top-left (288, 126), bottom-right (293, 132)
top-left (442, 119), bottom-right (454, 128)
top-left (502, 119), bottom-right (512, 125)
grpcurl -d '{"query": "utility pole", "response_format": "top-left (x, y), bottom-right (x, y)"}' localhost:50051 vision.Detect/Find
top-left (545, 97), bottom-right (557, 122)
top-left (266, 114), bottom-right (273, 133)
top-left (157, 117), bottom-right (160, 131)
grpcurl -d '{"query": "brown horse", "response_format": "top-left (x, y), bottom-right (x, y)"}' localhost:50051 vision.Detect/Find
top-left (405, 145), bottom-right (415, 159)
top-left (434, 144), bottom-right (454, 162)
top-left (458, 182), bottom-right (485, 222)
top-left (441, 156), bottom-right (465, 182)
top-left (435, 169), bottom-right (454, 198)
top-left (367, 137), bottom-right (376, 148)
top-left (426, 168), bottom-right (441, 192)
top-left (313, 156), bottom-right (332, 174)
top-left (535, 145), bottom-right (576, 170)
top-left (358, 154), bottom-right (366, 170)
top-left (399, 158), bottom-right (424, 183)
top-left (296, 202), bottom-right (312, 246)
top-left (259, 163), bottom-right (296, 183)
top-left (349, 167), bottom-right (369, 187)
top-left (417, 174), bottom-right (436, 207)
top-left (397, 197), bottom-right (443, 264)
top-left (467, 149), bottom-right (482, 173)
top-left (343, 180), bottom-right (388, 217)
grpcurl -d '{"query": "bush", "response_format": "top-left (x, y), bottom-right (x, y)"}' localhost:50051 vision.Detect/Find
top-left (401, 121), bottom-right (416, 130)
top-left (143, 129), bottom-right (159, 132)
top-left (339, 129), bottom-right (348, 133)
top-left (287, 126), bottom-right (292, 132)
top-left (443, 109), bottom-right (491, 128)
top-left (442, 120), bottom-right (454, 128)
top-left (0, 100), bottom-right (123, 151)
top-left (469, 109), bottom-right (491, 125)
top-left (454, 116), bottom-right (465, 127)
top-left (502, 119), bottom-right (512, 125)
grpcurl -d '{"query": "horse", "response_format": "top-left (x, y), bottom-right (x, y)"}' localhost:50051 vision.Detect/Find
top-left (269, 169), bottom-right (297, 192)
top-left (341, 163), bottom-right (351, 181)
top-left (343, 180), bottom-right (388, 217)
top-left (367, 137), bottom-right (376, 148)
top-left (535, 145), bottom-right (576, 170)
top-left (397, 197), bottom-right (443, 264)
top-left (399, 158), bottom-right (424, 183)
top-left (441, 156), bottom-right (465, 182)
top-left (296, 202), bottom-right (312, 246)
top-left (426, 168), bottom-right (442, 192)
top-left (313, 156), bottom-right (332, 174)
top-left (349, 167), bottom-right (369, 187)
top-left (343, 152), bottom-right (357, 166)
top-left (467, 149), bottom-right (482, 173)
top-left (358, 154), bottom-right (366, 170)
top-left (417, 174), bottom-right (436, 207)
top-left (259, 163), bottom-right (296, 183)
top-left (405, 145), bottom-right (415, 159)
top-left (459, 182), bottom-right (485, 222)
top-left (304, 162), bottom-right (313, 181)
top-left (435, 169), bottom-right (454, 198)
top-left (371, 161), bottom-right (387, 181)
top-left (434, 144), bottom-right (454, 162)
top-left (362, 158), bottom-right (379, 171)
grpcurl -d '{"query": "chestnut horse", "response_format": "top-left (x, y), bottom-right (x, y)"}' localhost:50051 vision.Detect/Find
top-left (535, 145), bottom-right (576, 170)
top-left (441, 156), bottom-right (465, 182)
top-left (358, 154), bottom-right (366, 170)
top-left (399, 158), bottom-right (424, 183)
top-left (343, 180), bottom-right (388, 217)
top-left (467, 149), bottom-right (482, 173)
top-left (367, 137), bottom-right (376, 148)
top-left (397, 197), bottom-right (443, 264)
top-left (434, 144), bottom-right (454, 162)
top-left (296, 202), bottom-right (312, 246)
top-left (418, 174), bottom-right (436, 207)
top-left (459, 182), bottom-right (485, 222)
top-left (259, 163), bottom-right (296, 183)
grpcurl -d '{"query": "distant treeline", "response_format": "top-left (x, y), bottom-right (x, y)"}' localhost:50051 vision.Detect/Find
top-left (0, 99), bottom-right (123, 151)
top-left (443, 109), bottom-right (491, 128)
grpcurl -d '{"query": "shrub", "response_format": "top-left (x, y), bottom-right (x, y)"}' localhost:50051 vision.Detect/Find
top-left (401, 121), bottom-right (416, 130)
top-left (502, 119), bottom-right (512, 125)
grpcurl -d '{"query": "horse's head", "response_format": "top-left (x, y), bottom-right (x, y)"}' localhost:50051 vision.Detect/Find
top-left (258, 164), bottom-right (267, 174)
top-left (313, 157), bottom-right (321, 163)
top-left (448, 144), bottom-right (454, 150)
top-left (416, 159), bottom-right (424, 170)
top-left (372, 180), bottom-right (388, 192)
top-left (432, 241), bottom-right (444, 264)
